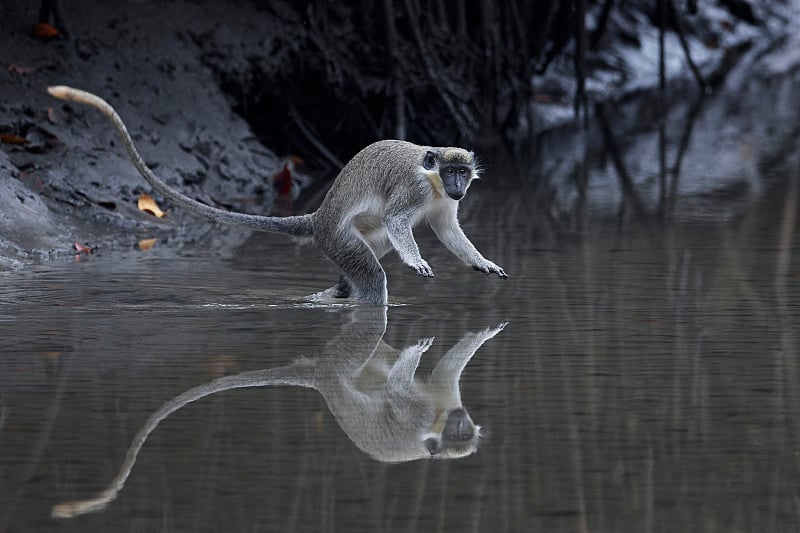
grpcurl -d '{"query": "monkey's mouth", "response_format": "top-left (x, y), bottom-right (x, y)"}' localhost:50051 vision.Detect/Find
top-left (443, 177), bottom-right (467, 201)
top-left (447, 190), bottom-right (465, 201)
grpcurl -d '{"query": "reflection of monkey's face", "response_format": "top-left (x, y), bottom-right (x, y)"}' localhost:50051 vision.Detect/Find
top-left (423, 407), bottom-right (481, 459)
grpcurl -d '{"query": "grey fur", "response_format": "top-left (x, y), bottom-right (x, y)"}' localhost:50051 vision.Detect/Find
top-left (51, 309), bottom-right (507, 519)
top-left (48, 86), bottom-right (507, 305)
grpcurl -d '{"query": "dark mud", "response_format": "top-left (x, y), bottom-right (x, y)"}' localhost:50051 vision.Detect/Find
top-left (0, 1), bottom-right (289, 268)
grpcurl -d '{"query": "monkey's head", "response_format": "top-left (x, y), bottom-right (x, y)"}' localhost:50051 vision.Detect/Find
top-left (422, 148), bottom-right (478, 201)
top-left (422, 407), bottom-right (481, 459)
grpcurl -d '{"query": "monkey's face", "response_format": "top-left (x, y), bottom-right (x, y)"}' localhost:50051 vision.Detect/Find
top-left (423, 150), bottom-right (476, 201)
top-left (439, 164), bottom-right (472, 200)
top-left (423, 407), bottom-right (481, 459)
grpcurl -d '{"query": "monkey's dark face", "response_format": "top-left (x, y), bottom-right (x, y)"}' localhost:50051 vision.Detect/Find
top-left (439, 164), bottom-right (472, 200)
top-left (423, 150), bottom-right (474, 201)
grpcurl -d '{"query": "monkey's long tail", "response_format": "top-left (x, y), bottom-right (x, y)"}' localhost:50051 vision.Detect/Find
top-left (51, 363), bottom-right (317, 519)
top-left (47, 86), bottom-right (314, 237)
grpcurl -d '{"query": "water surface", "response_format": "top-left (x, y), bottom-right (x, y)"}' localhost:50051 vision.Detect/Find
top-left (1, 177), bottom-right (799, 532)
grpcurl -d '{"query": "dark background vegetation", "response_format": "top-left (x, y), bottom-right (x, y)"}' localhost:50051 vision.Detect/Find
top-left (0, 0), bottom-right (795, 265)
top-left (202, 0), bottom-right (767, 162)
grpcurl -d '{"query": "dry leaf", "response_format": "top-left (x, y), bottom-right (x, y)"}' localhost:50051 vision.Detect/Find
top-left (47, 108), bottom-right (59, 124)
top-left (0, 133), bottom-right (29, 145)
top-left (137, 194), bottom-right (166, 218)
top-left (32, 23), bottom-right (60, 39)
top-left (73, 242), bottom-right (95, 254)
top-left (137, 238), bottom-right (158, 251)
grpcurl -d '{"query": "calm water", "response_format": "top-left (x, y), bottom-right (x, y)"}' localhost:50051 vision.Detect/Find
top-left (1, 178), bottom-right (799, 532)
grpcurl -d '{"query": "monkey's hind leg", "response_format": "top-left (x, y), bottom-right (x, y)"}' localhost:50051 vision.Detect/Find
top-left (333, 276), bottom-right (352, 298)
top-left (318, 228), bottom-right (388, 305)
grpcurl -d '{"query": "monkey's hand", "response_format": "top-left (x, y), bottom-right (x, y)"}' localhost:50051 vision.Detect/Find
top-left (472, 260), bottom-right (508, 279)
top-left (414, 336), bottom-right (436, 352)
top-left (482, 322), bottom-right (509, 339)
top-left (411, 259), bottom-right (435, 277)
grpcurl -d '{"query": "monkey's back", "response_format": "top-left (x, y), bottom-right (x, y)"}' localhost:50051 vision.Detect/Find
top-left (315, 140), bottom-right (428, 220)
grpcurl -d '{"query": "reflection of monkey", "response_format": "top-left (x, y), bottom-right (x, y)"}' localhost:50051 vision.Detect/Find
top-left (47, 86), bottom-right (508, 305)
top-left (51, 309), bottom-right (506, 519)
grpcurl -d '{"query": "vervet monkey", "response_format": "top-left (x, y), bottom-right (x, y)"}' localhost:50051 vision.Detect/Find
top-left (47, 86), bottom-right (508, 305)
top-left (51, 309), bottom-right (506, 519)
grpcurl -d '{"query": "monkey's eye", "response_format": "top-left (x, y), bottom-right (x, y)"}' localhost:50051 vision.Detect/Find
top-left (445, 167), bottom-right (455, 176)
top-left (458, 168), bottom-right (468, 176)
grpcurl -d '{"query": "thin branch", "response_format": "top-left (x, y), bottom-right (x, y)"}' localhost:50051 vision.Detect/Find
top-left (383, 0), bottom-right (406, 139)
top-left (667, 0), bottom-right (707, 91)
top-left (400, 0), bottom-right (476, 136)
top-left (590, 0), bottom-right (615, 49)
top-left (573, 0), bottom-right (588, 116)
top-left (289, 105), bottom-right (344, 169)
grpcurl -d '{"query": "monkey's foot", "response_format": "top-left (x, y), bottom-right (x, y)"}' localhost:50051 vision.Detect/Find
top-left (307, 287), bottom-right (350, 304)
top-left (411, 260), bottom-right (434, 277)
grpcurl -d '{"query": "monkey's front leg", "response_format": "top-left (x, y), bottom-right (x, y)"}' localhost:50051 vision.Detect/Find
top-left (385, 215), bottom-right (434, 277)
top-left (430, 209), bottom-right (508, 278)
top-left (387, 337), bottom-right (434, 390)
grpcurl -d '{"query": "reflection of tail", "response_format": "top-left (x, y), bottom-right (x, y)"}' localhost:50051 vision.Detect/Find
top-left (51, 363), bottom-right (316, 519)
top-left (46, 86), bottom-right (315, 238)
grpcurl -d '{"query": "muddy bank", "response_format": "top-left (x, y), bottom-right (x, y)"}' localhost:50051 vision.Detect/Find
top-left (0, 0), bottom-right (798, 270)
top-left (0, 1), bottom-right (287, 268)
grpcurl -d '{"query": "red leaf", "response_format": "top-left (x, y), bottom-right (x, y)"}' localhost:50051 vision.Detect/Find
top-left (32, 23), bottom-right (61, 40)
top-left (272, 163), bottom-right (293, 195)
top-left (7, 64), bottom-right (36, 74)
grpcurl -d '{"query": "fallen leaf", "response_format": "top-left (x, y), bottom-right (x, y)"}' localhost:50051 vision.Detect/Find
top-left (0, 133), bottom-right (29, 145)
top-left (137, 194), bottom-right (166, 218)
top-left (73, 242), bottom-right (95, 254)
top-left (39, 351), bottom-right (62, 360)
top-left (32, 22), bottom-right (60, 39)
top-left (137, 238), bottom-right (158, 251)
top-left (47, 108), bottom-right (59, 124)
top-left (7, 64), bottom-right (36, 74)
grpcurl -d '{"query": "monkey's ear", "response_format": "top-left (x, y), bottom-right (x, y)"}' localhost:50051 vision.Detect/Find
top-left (423, 151), bottom-right (437, 170)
